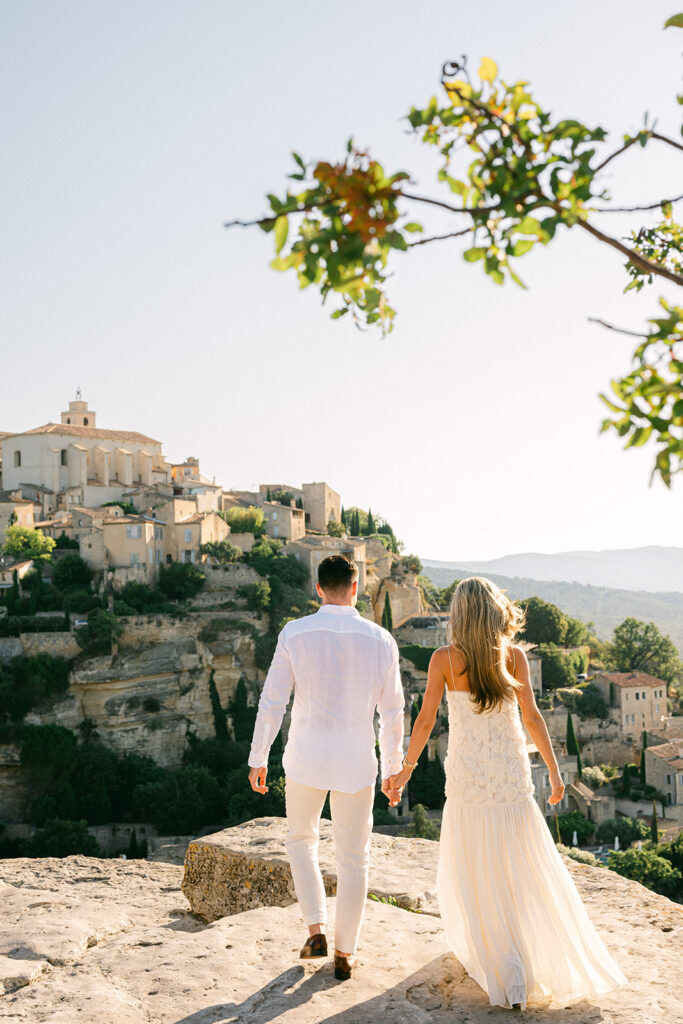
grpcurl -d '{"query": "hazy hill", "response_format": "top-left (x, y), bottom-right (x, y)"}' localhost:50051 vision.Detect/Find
top-left (423, 546), bottom-right (683, 594)
top-left (421, 565), bottom-right (683, 653)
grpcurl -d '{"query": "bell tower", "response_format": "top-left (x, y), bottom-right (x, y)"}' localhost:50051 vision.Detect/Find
top-left (61, 386), bottom-right (96, 428)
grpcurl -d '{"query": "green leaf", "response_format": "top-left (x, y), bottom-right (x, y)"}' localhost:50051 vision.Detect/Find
top-left (274, 215), bottom-right (289, 254)
top-left (331, 308), bottom-right (349, 319)
top-left (386, 231), bottom-right (408, 251)
top-left (463, 247), bottom-right (487, 262)
top-left (517, 216), bottom-right (543, 236)
top-left (292, 151), bottom-right (306, 172)
top-left (512, 239), bottom-right (535, 257)
top-left (664, 13), bottom-right (683, 28)
top-left (625, 425), bottom-right (653, 448)
top-left (403, 222), bottom-right (423, 233)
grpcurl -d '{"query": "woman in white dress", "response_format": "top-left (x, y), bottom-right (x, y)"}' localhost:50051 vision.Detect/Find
top-left (389, 577), bottom-right (627, 1011)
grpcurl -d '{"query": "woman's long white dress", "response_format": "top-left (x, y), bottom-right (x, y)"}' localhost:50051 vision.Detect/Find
top-left (436, 688), bottom-right (627, 1010)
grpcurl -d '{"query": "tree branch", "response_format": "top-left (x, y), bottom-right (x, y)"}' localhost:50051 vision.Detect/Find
top-left (593, 136), bottom-right (639, 173)
top-left (590, 191), bottom-right (683, 214)
top-left (588, 317), bottom-right (650, 339)
top-left (652, 131), bottom-right (683, 154)
top-left (407, 227), bottom-right (472, 248)
top-left (575, 217), bottom-right (683, 288)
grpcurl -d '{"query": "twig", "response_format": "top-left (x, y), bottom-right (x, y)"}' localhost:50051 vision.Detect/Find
top-left (652, 131), bottom-right (683, 154)
top-left (576, 218), bottom-right (683, 288)
top-left (407, 228), bottom-right (472, 247)
top-left (590, 192), bottom-right (683, 214)
top-left (588, 317), bottom-right (650, 339)
top-left (593, 136), bottom-right (639, 173)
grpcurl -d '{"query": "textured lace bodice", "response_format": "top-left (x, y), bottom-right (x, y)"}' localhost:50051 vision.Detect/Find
top-left (444, 690), bottom-right (535, 806)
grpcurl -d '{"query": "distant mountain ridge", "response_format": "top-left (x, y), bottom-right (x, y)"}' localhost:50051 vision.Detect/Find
top-left (423, 546), bottom-right (683, 594)
top-left (421, 565), bottom-right (683, 654)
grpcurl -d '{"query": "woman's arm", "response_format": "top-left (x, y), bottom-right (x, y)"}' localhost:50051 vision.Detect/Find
top-left (512, 646), bottom-right (565, 806)
top-left (389, 648), bottom-right (446, 792)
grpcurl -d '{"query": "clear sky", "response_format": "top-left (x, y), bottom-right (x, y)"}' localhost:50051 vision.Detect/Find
top-left (2, 1), bottom-right (682, 560)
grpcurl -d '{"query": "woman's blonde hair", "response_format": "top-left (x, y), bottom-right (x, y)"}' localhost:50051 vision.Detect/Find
top-left (448, 576), bottom-right (525, 713)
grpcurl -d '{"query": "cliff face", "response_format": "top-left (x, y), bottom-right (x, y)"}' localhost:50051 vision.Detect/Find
top-left (0, 832), bottom-right (680, 1022)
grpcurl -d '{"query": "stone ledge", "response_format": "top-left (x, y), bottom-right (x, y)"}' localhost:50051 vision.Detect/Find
top-left (182, 816), bottom-right (440, 920)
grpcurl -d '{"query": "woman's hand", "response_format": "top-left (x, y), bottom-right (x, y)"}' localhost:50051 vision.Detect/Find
top-left (548, 767), bottom-right (565, 806)
top-left (389, 766), bottom-right (413, 793)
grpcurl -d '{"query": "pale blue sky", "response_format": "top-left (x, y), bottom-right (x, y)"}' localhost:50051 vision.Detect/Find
top-left (2, 1), bottom-right (682, 560)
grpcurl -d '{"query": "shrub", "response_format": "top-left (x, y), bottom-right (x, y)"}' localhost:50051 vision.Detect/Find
top-left (131, 765), bottom-right (223, 834)
top-left (401, 554), bottom-right (423, 575)
top-left (2, 524), bottom-right (55, 560)
top-left (142, 697), bottom-right (161, 713)
top-left (52, 553), bottom-right (92, 591)
top-left (75, 609), bottom-right (123, 656)
top-left (0, 654), bottom-right (71, 723)
top-left (596, 816), bottom-right (649, 847)
top-left (581, 765), bottom-right (607, 789)
top-left (536, 644), bottom-right (577, 689)
top-left (326, 520), bottom-right (345, 537)
top-left (157, 562), bottom-right (205, 601)
top-left (53, 532), bottom-right (80, 550)
top-left (27, 818), bottom-right (101, 858)
top-left (237, 580), bottom-right (271, 613)
top-left (102, 501), bottom-right (138, 515)
top-left (556, 843), bottom-right (601, 866)
top-left (553, 811), bottom-right (594, 845)
top-left (607, 848), bottom-right (682, 898)
top-left (407, 804), bottom-right (440, 840)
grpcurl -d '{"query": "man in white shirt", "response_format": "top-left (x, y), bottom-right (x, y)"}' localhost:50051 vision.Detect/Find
top-left (248, 554), bottom-right (405, 980)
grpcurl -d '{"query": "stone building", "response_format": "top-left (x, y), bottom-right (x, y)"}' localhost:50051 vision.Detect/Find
top-left (644, 739), bottom-right (683, 819)
top-left (262, 500), bottom-right (306, 542)
top-left (0, 490), bottom-right (35, 544)
top-left (592, 671), bottom-right (668, 741)
top-left (1, 395), bottom-right (172, 510)
top-left (283, 535), bottom-right (367, 596)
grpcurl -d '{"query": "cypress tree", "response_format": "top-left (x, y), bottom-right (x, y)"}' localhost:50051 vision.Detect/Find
top-left (367, 508), bottom-right (375, 535)
top-left (208, 670), bottom-right (229, 740)
top-left (340, 506), bottom-right (347, 526)
top-left (640, 730), bottom-right (648, 785)
top-left (266, 487), bottom-right (272, 502)
top-left (382, 592), bottom-right (393, 633)
top-left (35, 560), bottom-right (44, 597)
top-left (296, 496), bottom-right (303, 510)
top-left (11, 570), bottom-right (19, 608)
top-left (650, 800), bottom-right (659, 845)
top-left (126, 828), bottom-right (140, 859)
top-left (62, 595), bottom-right (71, 631)
top-left (553, 811), bottom-right (561, 844)
top-left (566, 711), bottom-right (579, 755)
top-left (228, 675), bottom-right (256, 743)
top-left (622, 762), bottom-right (631, 797)
top-left (410, 693), bottom-right (423, 727)
top-left (609, 680), bottom-right (615, 707)
top-left (576, 747), bottom-right (583, 779)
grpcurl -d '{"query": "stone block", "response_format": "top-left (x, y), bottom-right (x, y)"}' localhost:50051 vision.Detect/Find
top-left (182, 816), bottom-right (439, 921)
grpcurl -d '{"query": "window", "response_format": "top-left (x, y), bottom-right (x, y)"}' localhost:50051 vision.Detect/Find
top-left (126, 524), bottom-right (142, 539)
top-left (183, 549), bottom-right (195, 563)
top-left (272, 511), bottom-right (278, 520)
top-left (666, 774), bottom-right (672, 784)
top-left (641, 691), bottom-right (646, 699)
top-left (83, 417), bottom-right (89, 425)
top-left (155, 549), bottom-right (162, 564)
top-left (625, 693), bottom-right (629, 701)
top-left (656, 704), bottom-right (660, 713)
top-left (273, 525), bottom-right (279, 537)
top-left (184, 527), bottom-right (192, 543)
top-left (149, 550), bottom-right (154, 564)
top-left (635, 692), bottom-right (640, 701)
top-left (130, 552), bottom-right (139, 565)
top-left (155, 526), bottom-right (163, 540)
top-left (61, 449), bottom-right (68, 466)
top-left (13, 450), bottom-right (21, 467)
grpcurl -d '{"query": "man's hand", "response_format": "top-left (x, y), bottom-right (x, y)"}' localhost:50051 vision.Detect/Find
top-left (249, 766), bottom-right (269, 794)
top-left (382, 777), bottom-right (403, 807)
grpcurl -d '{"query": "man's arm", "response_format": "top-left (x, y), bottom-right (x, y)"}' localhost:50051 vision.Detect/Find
top-left (377, 638), bottom-right (405, 785)
top-left (248, 629), bottom-right (295, 792)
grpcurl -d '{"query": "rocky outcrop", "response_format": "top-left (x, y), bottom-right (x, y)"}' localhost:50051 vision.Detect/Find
top-left (182, 817), bottom-right (439, 920)
top-left (0, 838), bottom-right (681, 1022)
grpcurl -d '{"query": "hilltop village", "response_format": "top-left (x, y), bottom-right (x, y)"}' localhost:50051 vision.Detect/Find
top-left (0, 396), bottom-right (682, 897)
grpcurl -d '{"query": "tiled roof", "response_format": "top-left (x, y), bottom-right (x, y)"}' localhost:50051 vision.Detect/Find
top-left (0, 491), bottom-right (33, 504)
top-left (646, 739), bottom-right (683, 763)
top-left (6, 423), bottom-right (161, 444)
top-left (596, 671), bottom-right (665, 689)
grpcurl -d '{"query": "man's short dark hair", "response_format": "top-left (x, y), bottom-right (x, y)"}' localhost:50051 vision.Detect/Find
top-left (317, 554), bottom-right (358, 593)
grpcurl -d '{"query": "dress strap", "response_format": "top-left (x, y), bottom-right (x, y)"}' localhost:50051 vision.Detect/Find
top-left (509, 645), bottom-right (516, 677)
top-left (446, 645), bottom-right (456, 691)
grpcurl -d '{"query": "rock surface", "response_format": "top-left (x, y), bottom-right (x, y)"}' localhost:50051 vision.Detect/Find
top-left (182, 817), bottom-right (440, 920)
top-left (0, 851), bottom-right (681, 1023)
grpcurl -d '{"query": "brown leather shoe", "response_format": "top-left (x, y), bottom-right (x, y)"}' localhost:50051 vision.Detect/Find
top-left (299, 933), bottom-right (328, 959)
top-left (334, 952), bottom-right (357, 981)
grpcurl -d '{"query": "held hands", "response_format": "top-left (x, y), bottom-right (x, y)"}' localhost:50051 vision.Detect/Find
top-left (382, 776), bottom-right (404, 807)
top-left (547, 767), bottom-right (565, 806)
top-left (249, 766), bottom-right (269, 794)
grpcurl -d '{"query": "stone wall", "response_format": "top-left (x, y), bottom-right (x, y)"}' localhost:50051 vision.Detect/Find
top-left (374, 575), bottom-right (425, 628)
top-left (202, 563), bottom-right (260, 591)
top-left (19, 631), bottom-right (80, 659)
top-left (0, 638), bottom-right (22, 664)
top-left (541, 707), bottom-right (639, 767)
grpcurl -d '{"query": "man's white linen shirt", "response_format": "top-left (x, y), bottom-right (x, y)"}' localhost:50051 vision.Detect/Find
top-left (248, 604), bottom-right (405, 793)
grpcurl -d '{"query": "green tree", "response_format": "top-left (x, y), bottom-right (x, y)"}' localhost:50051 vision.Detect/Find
top-left (640, 731), bottom-right (648, 785)
top-left (410, 693), bottom-right (423, 727)
top-left (266, 487), bottom-right (272, 502)
top-left (327, 519), bottom-right (345, 537)
top-left (608, 847), bottom-right (682, 898)
top-left (606, 618), bottom-right (682, 684)
top-left (650, 800), bottom-right (659, 845)
top-left (566, 710), bottom-right (579, 755)
top-left (157, 562), bottom-right (205, 601)
top-left (233, 22), bottom-right (683, 484)
top-left (366, 509), bottom-right (375, 535)
top-left (553, 811), bottom-right (594, 845)
top-left (208, 670), bottom-right (229, 740)
top-left (3, 524), bottom-right (55, 560)
top-left (200, 539), bottom-right (242, 563)
top-left (381, 591), bottom-right (393, 633)
top-left (237, 580), bottom-right (271, 613)
top-left (536, 644), bottom-right (576, 689)
top-left (409, 752), bottom-right (446, 810)
top-left (75, 609), bottom-right (123, 656)
top-left (52, 553), bottom-right (92, 591)
top-left (596, 816), bottom-right (649, 847)
top-left (622, 762), bottom-right (632, 797)
top-left (222, 506), bottom-right (265, 536)
top-left (227, 677), bottom-right (257, 743)
top-left (521, 597), bottom-right (567, 645)
top-left (62, 594), bottom-right (71, 631)
top-left (408, 803), bottom-right (440, 840)
top-left (0, 654), bottom-right (71, 722)
top-left (54, 532), bottom-right (79, 550)
top-left (340, 506), bottom-right (347, 526)
top-left (296, 496), bottom-right (304, 510)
